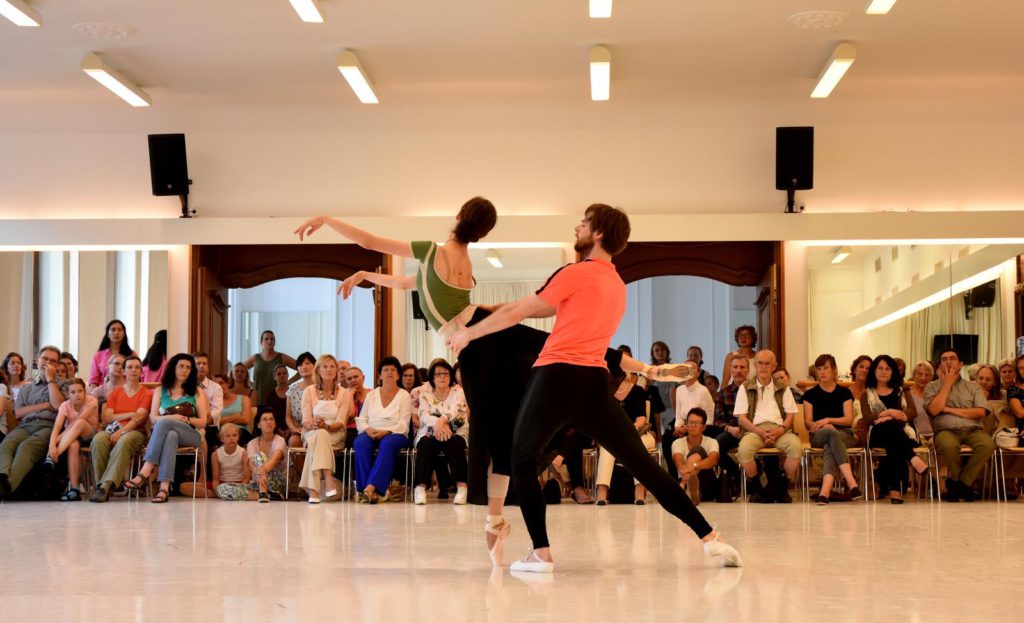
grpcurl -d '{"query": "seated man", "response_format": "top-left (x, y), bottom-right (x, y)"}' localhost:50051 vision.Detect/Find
top-left (925, 348), bottom-right (994, 502)
top-left (662, 359), bottom-right (714, 479)
top-left (713, 356), bottom-right (749, 502)
top-left (671, 407), bottom-right (720, 506)
top-left (735, 349), bottom-right (802, 503)
top-left (0, 346), bottom-right (64, 499)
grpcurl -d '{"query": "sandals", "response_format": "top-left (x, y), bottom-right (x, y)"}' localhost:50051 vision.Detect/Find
top-left (151, 489), bottom-right (170, 504)
top-left (60, 487), bottom-right (81, 502)
top-left (124, 474), bottom-right (147, 491)
top-left (485, 518), bottom-right (513, 566)
top-left (570, 488), bottom-right (595, 505)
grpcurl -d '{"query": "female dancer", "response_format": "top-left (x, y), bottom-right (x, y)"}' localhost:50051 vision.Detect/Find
top-left (294, 198), bottom-right (690, 564)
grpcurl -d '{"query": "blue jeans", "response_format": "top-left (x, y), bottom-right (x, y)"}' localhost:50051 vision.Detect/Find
top-left (144, 417), bottom-right (203, 483)
top-left (354, 432), bottom-right (409, 492)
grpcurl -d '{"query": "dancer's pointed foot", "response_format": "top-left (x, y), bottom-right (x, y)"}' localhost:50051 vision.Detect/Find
top-left (703, 534), bottom-right (743, 568)
top-left (485, 517), bottom-right (512, 566)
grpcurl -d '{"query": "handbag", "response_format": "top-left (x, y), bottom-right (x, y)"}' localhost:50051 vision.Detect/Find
top-left (993, 426), bottom-right (1020, 449)
top-left (161, 401), bottom-right (196, 419)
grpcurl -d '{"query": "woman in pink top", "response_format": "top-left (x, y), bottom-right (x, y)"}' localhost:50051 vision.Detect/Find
top-left (88, 320), bottom-right (136, 390)
top-left (46, 378), bottom-right (100, 501)
top-left (141, 329), bottom-right (167, 383)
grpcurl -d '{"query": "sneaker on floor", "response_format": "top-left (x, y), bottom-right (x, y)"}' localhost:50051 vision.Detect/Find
top-left (453, 486), bottom-right (468, 505)
top-left (90, 482), bottom-right (113, 503)
top-left (414, 486), bottom-right (427, 505)
top-left (258, 492), bottom-right (270, 504)
top-left (42, 457), bottom-right (56, 471)
top-left (814, 494), bottom-right (830, 506)
top-left (703, 537), bottom-right (743, 568)
top-left (849, 487), bottom-right (863, 501)
top-left (509, 550), bottom-right (555, 574)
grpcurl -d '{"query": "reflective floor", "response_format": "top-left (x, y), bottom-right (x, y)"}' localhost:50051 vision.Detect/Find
top-left (1, 495), bottom-right (1020, 622)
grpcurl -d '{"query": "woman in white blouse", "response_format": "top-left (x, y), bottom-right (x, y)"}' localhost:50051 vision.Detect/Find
top-left (412, 359), bottom-right (469, 505)
top-left (299, 354), bottom-right (353, 504)
top-left (354, 356), bottom-right (412, 504)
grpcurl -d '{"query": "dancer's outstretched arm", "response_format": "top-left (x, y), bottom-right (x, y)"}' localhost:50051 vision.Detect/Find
top-left (446, 295), bottom-right (554, 355)
top-left (294, 216), bottom-right (415, 258)
top-left (338, 271), bottom-right (416, 298)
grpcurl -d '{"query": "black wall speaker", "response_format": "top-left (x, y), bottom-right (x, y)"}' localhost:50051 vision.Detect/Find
top-left (969, 280), bottom-right (997, 308)
top-left (775, 127), bottom-right (814, 191)
top-left (148, 134), bottom-right (189, 196)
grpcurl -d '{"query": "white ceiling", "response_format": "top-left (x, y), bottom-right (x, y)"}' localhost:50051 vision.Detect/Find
top-left (2, 1), bottom-right (1024, 220)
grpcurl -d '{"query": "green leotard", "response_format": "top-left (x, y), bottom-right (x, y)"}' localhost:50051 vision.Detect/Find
top-left (410, 241), bottom-right (473, 332)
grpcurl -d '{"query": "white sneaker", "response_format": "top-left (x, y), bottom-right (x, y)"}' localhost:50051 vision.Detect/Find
top-left (703, 536), bottom-right (743, 568)
top-left (414, 486), bottom-right (427, 505)
top-left (453, 486), bottom-right (468, 505)
top-left (308, 495), bottom-right (321, 505)
top-left (509, 550), bottom-right (554, 574)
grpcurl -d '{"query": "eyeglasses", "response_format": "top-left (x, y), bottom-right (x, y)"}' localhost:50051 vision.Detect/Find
top-left (434, 371), bottom-right (451, 377)
top-left (686, 420), bottom-right (704, 427)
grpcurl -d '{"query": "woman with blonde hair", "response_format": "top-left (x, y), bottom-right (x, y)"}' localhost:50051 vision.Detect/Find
top-left (299, 354), bottom-right (352, 503)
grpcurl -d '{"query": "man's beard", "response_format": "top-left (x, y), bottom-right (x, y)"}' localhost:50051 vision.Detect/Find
top-left (574, 235), bottom-right (594, 256)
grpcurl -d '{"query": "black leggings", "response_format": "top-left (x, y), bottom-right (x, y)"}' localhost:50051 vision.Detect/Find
top-left (414, 435), bottom-right (468, 487)
top-left (512, 364), bottom-right (713, 549)
top-left (869, 420), bottom-right (917, 493)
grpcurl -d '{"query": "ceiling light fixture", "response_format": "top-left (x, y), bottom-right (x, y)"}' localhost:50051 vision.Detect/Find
top-left (589, 45), bottom-right (611, 101)
top-left (81, 53), bottom-right (151, 107)
top-left (831, 246), bottom-right (852, 264)
top-left (589, 0), bottom-right (612, 18)
top-left (811, 42), bottom-right (856, 98)
top-left (485, 250), bottom-right (503, 268)
top-left (0, 0), bottom-right (41, 26)
top-left (336, 50), bottom-right (378, 104)
top-left (288, 0), bottom-right (324, 23)
top-left (865, 0), bottom-right (898, 15)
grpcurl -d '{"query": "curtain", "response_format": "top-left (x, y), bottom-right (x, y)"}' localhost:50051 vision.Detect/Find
top-left (898, 278), bottom-right (1006, 366)
top-left (405, 281), bottom-right (554, 367)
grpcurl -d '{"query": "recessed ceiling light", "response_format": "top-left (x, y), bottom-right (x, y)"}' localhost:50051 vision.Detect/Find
top-left (81, 53), bottom-right (151, 107)
top-left (831, 246), bottom-right (852, 264)
top-left (811, 42), bottom-right (856, 99)
top-left (865, 0), bottom-right (898, 15)
top-left (485, 250), bottom-right (503, 268)
top-left (589, 45), bottom-right (611, 101)
top-left (288, 0), bottom-right (324, 23)
top-left (336, 50), bottom-right (378, 104)
top-left (589, 0), bottom-right (612, 19)
top-left (0, 0), bottom-right (41, 27)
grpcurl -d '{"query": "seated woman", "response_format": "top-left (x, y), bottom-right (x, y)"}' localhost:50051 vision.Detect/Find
top-left (285, 352), bottom-right (316, 449)
top-left (88, 319), bottom-right (136, 392)
top-left (861, 354), bottom-right (929, 504)
top-left (299, 354), bottom-right (352, 504)
top-left (907, 361), bottom-right (935, 444)
top-left (45, 378), bottom-right (100, 501)
top-left (125, 353), bottom-right (210, 503)
top-left (231, 362), bottom-right (259, 405)
top-left (245, 410), bottom-right (287, 501)
top-left (215, 373), bottom-right (254, 446)
top-left (802, 354), bottom-right (862, 505)
top-left (413, 359), bottom-right (469, 505)
top-left (400, 363), bottom-right (421, 394)
top-left (354, 356), bottom-right (412, 503)
top-left (976, 364), bottom-right (1008, 434)
top-left (263, 364), bottom-right (291, 437)
top-left (596, 369), bottom-right (656, 505)
top-left (89, 353), bottom-right (126, 409)
top-left (90, 355), bottom-right (152, 502)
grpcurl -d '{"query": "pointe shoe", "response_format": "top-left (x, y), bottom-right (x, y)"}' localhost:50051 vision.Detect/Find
top-left (703, 536), bottom-right (743, 568)
top-left (485, 518), bottom-right (512, 566)
top-left (509, 550), bottom-right (555, 574)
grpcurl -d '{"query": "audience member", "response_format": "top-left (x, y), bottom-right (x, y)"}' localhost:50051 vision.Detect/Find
top-left (45, 378), bottom-right (99, 500)
top-left (671, 407), bottom-right (721, 506)
top-left (89, 355), bottom-right (152, 502)
top-left (125, 353), bottom-right (210, 503)
top-left (141, 329), bottom-right (167, 383)
top-left (231, 362), bottom-right (259, 404)
top-left (60, 352), bottom-right (79, 378)
top-left (400, 363), bottom-right (421, 393)
top-left (215, 373), bottom-right (253, 445)
top-left (686, 345), bottom-right (708, 385)
top-left (0, 368), bottom-right (10, 440)
top-left (713, 356), bottom-right (750, 502)
top-left (299, 354), bottom-right (352, 503)
top-left (244, 330), bottom-right (298, 405)
top-left (345, 366), bottom-right (371, 449)
top-left (453, 362), bottom-right (462, 387)
top-left (773, 367), bottom-right (803, 404)
top-left (908, 361), bottom-right (935, 443)
top-left (925, 348), bottom-right (994, 502)
top-left (264, 364), bottom-right (291, 436)
top-left (663, 360), bottom-right (714, 479)
top-left (199, 423), bottom-right (249, 500)
top-left (704, 374), bottom-right (720, 404)
top-left (89, 353), bottom-right (125, 406)
top-left (966, 363), bottom-right (981, 383)
top-left (595, 368), bottom-right (659, 505)
top-left (802, 354), bottom-right (862, 504)
top-left (3, 352), bottom-right (28, 400)
top-left (354, 356), bottom-right (411, 504)
top-left (0, 346), bottom-right (64, 499)
top-left (735, 350), bottom-right (801, 503)
top-left (721, 325), bottom-right (757, 383)
top-left (88, 320), bottom-right (135, 391)
top-left (894, 357), bottom-right (907, 379)
top-left (976, 364), bottom-right (1007, 434)
top-left (863, 355), bottom-right (929, 503)
top-left (998, 358), bottom-right (1017, 394)
top-left (849, 355), bottom-right (872, 445)
top-left (245, 410), bottom-right (287, 501)
top-left (413, 359), bottom-right (469, 505)
top-left (195, 353), bottom-right (226, 457)
top-left (1006, 354), bottom-right (1024, 436)
top-left (285, 352), bottom-right (316, 449)
top-left (648, 341), bottom-right (677, 441)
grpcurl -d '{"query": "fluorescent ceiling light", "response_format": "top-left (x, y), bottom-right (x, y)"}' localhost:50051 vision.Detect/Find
top-left (485, 250), bottom-right (503, 269)
top-left (805, 238), bottom-right (1024, 247)
top-left (589, 0), bottom-right (612, 18)
top-left (865, 0), bottom-right (898, 15)
top-left (831, 246), bottom-right (852, 264)
top-left (336, 50), bottom-right (379, 104)
top-left (811, 42), bottom-right (856, 99)
top-left (81, 53), bottom-right (151, 107)
top-left (0, 0), bottom-right (41, 27)
top-left (589, 45), bottom-right (611, 101)
top-left (288, 0), bottom-right (324, 23)
top-left (858, 264), bottom-right (1006, 331)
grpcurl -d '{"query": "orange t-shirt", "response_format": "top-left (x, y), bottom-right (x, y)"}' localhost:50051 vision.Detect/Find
top-left (106, 385), bottom-right (154, 426)
top-left (534, 259), bottom-right (626, 369)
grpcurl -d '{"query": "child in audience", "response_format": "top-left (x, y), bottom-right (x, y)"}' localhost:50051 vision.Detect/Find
top-left (245, 410), bottom-right (287, 502)
top-left (46, 378), bottom-right (100, 501)
top-left (210, 423), bottom-right (251, 500)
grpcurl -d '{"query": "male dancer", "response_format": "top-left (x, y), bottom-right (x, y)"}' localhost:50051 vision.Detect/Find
top-left (448, 204), bottom-right (742, 572)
